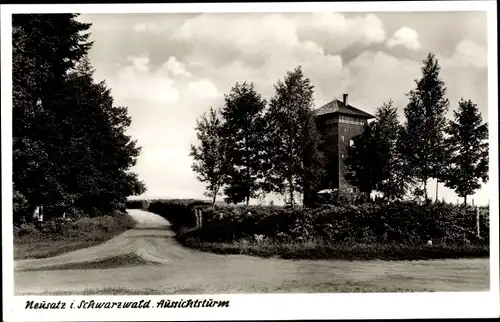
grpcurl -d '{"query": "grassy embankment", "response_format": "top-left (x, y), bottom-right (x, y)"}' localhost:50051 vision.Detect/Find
top-left (180, 238), bottom-right (489, 261)
top-left (14, 214), bottom-right (136, 260)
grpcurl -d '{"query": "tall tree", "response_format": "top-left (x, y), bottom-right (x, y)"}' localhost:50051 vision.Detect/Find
top-left (13, 14), bottom-right (145, 219)
top-left (190, 107), bottom-right (228, 206)
top-left (263, 66), bottom-right (324, 206)
top-left (220, 82), bottom-right (267, 205)
top-left (13, 14), bottom-right (93, 217)
top-left (346, 100), bottom-right (414, 200)
top-left (344, 122), bottom-right (379, 198)
top-left (61, 57), bottom-right (146, 215)
top-left (301, 110), bottom-right (325, 206)
top-left (400, 53), bottom-right (450, 201)
top-left (372, 100), bottom-right (413, 200)
top-left (444, 98), bottom-right (488, 204)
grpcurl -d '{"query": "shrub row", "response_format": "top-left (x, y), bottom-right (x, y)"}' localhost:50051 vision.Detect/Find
top-left (14, 213), bottom-right (136, 240)
top-left (194, 201), bottom-right (489, 246)
top-left (128, 198), bottom-right (489, 247)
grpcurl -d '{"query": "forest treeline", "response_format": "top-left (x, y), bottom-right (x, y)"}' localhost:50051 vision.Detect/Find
top-left (191, 55), bottom-right (489, 206)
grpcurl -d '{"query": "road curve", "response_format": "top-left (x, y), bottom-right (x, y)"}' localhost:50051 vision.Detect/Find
top-left (14, 210), bottom-right (490, 294)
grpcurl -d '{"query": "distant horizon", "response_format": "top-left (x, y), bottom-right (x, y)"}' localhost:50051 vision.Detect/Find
top-left (127, 188), bottom-right (490, 207)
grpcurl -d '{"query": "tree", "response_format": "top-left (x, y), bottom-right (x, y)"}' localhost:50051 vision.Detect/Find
top-left (346, 100), bottom-right (414, 200)
top-left (372, 100), bottom-right (413, 200)
top-left (301, 110), bottom-right (325, 206)
top-left (394, 127), bottom-right (418, 201)
top-left (263, 66), bottom-right (324, 206)
top-left (344, 122), bottom-right (379, 198)
top-left (13, 15), bottom-right (145, 219)
top-left (444, 98), bottom-right (488, 204)
top-left (220, 82), bottom-right (267, 205)
top-left (13, 14), bottom-right (93, 217)
top-left (400, 53), bottom-right (450, 201)
top-left (190, 107), bottom-right (228, 206)
top-left (61, 57), bottom-right (146, 215)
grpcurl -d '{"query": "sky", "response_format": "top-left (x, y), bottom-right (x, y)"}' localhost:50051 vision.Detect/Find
top-left (77, 11), bottom-right (490, 205)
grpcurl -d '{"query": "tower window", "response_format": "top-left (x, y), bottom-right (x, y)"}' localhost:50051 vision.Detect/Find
top-left (341, 136), bottom-right (344, 141)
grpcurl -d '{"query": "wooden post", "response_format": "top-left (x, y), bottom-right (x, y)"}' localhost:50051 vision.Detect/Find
top-left (476, 206), bottom-right (481, 239)
top-left (195, 209), bottom-right (203, 229)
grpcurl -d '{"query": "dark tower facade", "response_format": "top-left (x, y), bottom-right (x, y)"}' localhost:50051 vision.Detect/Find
top-left (314, 94), bottom-right (375, 192)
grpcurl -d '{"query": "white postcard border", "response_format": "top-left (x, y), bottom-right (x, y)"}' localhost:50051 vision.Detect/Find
top-left (2, 1), bottom-right (498, 321)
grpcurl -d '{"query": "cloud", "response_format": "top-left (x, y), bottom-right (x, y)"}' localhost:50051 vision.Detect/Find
top-left (127, 54), bottom-right (150, 72)
top-left (346, 50), bottom-right (420, 112)
top-left (441, 39), bottom-right (487, 69)
top-left (163, 56), bottom-right (191, 77)
top-left (172, 13), bottom-right (386, 61)
top-left (387, 27), bottom-right (421, 50)
top-left (170, 13), bottom-right (378, 106)
top-left (295, 12), bottom-right (386, 52)
top-left (133, 23), bottom-right (150, 32)
top-left (132, 22), bottom-right (172, 34)
top-left (436, 39), bottom-right (488, 118)
top-left (345, 44), bottom-right (488, 125)
top-left (94, 54), bottom-right (180, 106)
top-left (188, 79), bottom-right (221, 100)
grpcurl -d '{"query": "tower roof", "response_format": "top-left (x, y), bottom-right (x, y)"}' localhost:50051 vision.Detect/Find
top-left (314, 99), bottom-right (375, 119)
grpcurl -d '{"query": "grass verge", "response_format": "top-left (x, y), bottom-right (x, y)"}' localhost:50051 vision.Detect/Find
top-left (180, 238), bottom-right (489, 261)
top-left (19, 253), bottom-right (160, 272)
top-left (14, 214), bottom-right (136, 260)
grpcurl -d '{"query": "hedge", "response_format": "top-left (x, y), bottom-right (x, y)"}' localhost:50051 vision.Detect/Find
top-left (195, 201), bottom-right (489, 246)
top-left (127, 198), bottom-right (489, 247)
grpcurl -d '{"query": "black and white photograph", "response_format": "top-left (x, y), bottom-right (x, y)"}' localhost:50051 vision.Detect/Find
top-left (2, 1), bottom-right (499, 320)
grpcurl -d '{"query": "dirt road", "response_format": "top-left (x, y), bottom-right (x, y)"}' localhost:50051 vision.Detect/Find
top-left (14, 210), bottom-right (490, 295)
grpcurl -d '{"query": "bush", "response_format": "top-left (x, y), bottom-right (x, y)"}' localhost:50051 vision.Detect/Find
top-left (193, 201), bottom-right (488, 247)
top-left (13, 190), bottom-right (29, 220)
top-left (70, 214), bottom-right (135, 235)
top-left (317, 189), bottom-right (364, 205)
top-left (14, 213), bottom-right (136, 239)
top-left (16, 223), bottom-right (40, 237)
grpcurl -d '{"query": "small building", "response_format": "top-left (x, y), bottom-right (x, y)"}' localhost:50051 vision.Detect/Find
top-left (314, 94), bottom-right (375, 193)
